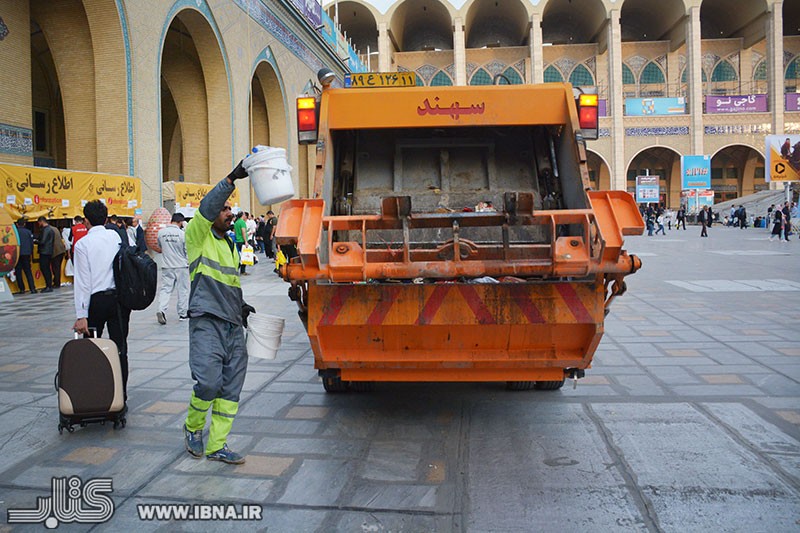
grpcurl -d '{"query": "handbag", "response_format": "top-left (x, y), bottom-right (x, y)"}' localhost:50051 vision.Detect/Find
top-left (240, 245), bottom-right (255, 266)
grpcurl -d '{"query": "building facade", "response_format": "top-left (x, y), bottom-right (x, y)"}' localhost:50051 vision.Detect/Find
top-left (334, 0), bottom-right (800, 207)
top-left (0, 0), bottom-right (351, 214)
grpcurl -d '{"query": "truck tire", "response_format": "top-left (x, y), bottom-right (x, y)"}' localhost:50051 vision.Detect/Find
top-left (322, 376), bottom-right (349, 393)
top-left (506, 381), bottom-right (535, 391)
top-left (350, 381), bottom-right (375, 392)
top-left (534, 379), bottom-right (565, 390)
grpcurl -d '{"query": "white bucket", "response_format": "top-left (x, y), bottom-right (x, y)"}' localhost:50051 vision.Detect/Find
top-left (246, 313), bottom-right (285, 360)
top-left (243, 145), bottom-right (295, 205)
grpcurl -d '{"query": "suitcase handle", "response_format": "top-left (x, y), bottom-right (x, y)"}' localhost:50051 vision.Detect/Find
top-left (73, 328), bottom-right (98, 339)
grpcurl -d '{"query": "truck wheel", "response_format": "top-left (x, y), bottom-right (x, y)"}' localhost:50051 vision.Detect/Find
top-left (534, 379), bottom-right (565, 390)
top-left (506, 381), bottom-right (535, 391)
top-left (322, 376), bottom-right (349, 393)
top-left (350, 381), bottom-right (375, 392)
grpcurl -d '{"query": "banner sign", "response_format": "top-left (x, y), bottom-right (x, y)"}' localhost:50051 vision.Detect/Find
top-left (786, 93), bottom-right (800, 112)
top-left (680, 155), bottom-right (711, 189)
top-left (766, 135), bottom-right (800, 182)
top-left (0, 164), bottom-right (141, 220)
top-left (706, 94), bottom-right (767, 114)
top-left (625, 97), bottom-right (686, 116)
top-left (635, 175), bottom-right (660, 203)
top-left (680, 189), bottom-right (715, 213)
top-left (290, 0), bottom-right (321, 28)
top-left (172, 182), bottom-right (240, 210)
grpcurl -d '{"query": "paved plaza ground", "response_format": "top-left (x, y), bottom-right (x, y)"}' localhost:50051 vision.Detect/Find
top-left (0, 223), bottom-right (798, 532)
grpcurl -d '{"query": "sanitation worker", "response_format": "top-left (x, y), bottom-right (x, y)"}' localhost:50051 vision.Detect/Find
top-left (182, 161), bottom-right (256, 464)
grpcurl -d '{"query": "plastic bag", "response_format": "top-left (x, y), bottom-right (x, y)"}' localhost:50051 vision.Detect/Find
top-left (275, 249), bottom-right (287, 271)
top-left (240, 245), bottom-right (255, 266)
top-left (65, 259), bottom-right (74, 277)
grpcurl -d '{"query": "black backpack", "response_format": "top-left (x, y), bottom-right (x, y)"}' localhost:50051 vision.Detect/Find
top-left (113, 245), bottom-right (157, 310)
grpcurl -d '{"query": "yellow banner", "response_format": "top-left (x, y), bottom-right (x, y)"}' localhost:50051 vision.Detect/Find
top-left (0, 164), bottom-right (142, 220)
top-left (174, 182), bottom-right (240, 209)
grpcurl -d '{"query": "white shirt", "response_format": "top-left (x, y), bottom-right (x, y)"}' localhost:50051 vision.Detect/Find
top-left (246, 218), bottom-right (256, 239)
top-left (73, 225), bottom-right (122, 319)
top-left (157, 224), bottom-right (188, 269)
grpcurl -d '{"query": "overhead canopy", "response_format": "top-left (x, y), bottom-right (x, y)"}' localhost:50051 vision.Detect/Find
top-left (0, 164), bottom-right (142, 220)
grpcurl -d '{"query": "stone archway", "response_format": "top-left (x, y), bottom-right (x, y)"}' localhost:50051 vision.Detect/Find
top-left (586, 150), bottom-right (611, 191)
top-left (250, 58), bottom-right (288, 212)
top-left (29, 0), bottom-right (128, 173)
top-left (711, 144), bottom-right (766, 202)
top-left (159, 8), bottom-right (231, 184)
top-left (626, 146), bottom-right (682, 208)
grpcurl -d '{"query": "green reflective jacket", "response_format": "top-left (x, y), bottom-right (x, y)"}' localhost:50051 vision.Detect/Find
top-left (185, 178), bottom-right (242, 325)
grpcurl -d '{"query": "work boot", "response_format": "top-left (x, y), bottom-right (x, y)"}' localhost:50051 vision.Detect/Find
top-left (206, 444), bottom-right (245, 465)
top-left (183, 425), bottom-right (204, 458)
top-left (157, 311), bottom-right (167, 325)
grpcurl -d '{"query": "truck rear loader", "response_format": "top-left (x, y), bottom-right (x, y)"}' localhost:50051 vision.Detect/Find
top-left (276, 72), bottom-right (643, 392)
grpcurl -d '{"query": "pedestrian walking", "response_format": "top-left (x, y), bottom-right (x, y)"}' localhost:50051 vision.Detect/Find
top-left (769, 208), bottom-right (784, 241)
top-left (13, 219), bottom-right (36, 294)
top-left (72, 200), bottom-right (131, 399)
top-left (233, 211), bottom-right (248, 275)
top-left (132, 216), bottom-right (147, 253)
top-left (156, 213), bottom-right (189, 325)
top-left (676, 206), bottom-right (686, 230)
top-left (782, 202), bottom-right (792, 241)
top-left (182, 161), bottom-right (255, 465)
top-left (49, 222), bottom-right (67, 289)
top-left (36, 216), bottom-right (54, 292)
top-left (738, 206), bottom-right (747, 229)
top-left (266, 211), bottom-right (277, 258)
top-left (654, 211), bottom-right (666, 235)
top-left (698, 205), bottom-right (709, 237)
top-left (767, 204), bottom-right (775, 231)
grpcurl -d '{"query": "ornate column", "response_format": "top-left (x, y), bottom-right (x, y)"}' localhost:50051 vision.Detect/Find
top-left (378, 22), bottom-right (391, 72)
top-left (687, 6), bottom-right (703, 156)
top-left (608, 9), bottom-right (625, 190)
top-left (767, 2), bottom-right (783, 137)
top-left (530, 13), bottom-right (543, 84)
top-left (454, 17), bottom-right (466, 86)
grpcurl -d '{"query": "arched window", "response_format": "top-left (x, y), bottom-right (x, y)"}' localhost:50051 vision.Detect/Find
top-left (622, 64), bottom-right (635, 85)
top-left (470, 68), bottom-right (492, 85)
top-left (753, 60), bottom-right (767, 81)
top-left (786, 57), bottom-right (800, 80)
top-left (711, 60), bottom-right (737, 82)
top-left (640, 62), bottom-right (665, 84)
top-left (430, 71), bottom-right (453, 86)
top-left (569, 64), bottom-right (594, 87)
top-left (681, 67), bottom-right (708, 83)
top-left (500, 67), bottom-right (523, 85)
top-left (543, 65), bottom-right (563, 83)
top-left (415, 75), bottom-right (425, 86)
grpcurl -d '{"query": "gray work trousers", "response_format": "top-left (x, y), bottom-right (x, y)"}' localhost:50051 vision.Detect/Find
top-left (188, 315), bottom-right (248, 402)
top-left (159, 267), bottom-right (189, 317)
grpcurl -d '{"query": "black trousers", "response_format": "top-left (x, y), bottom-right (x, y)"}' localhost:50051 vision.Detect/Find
top-left (39, 254), bottom-right (52, 288)
top-left (14, 255), bottom-right (36, 292)
top-left (51, 253), bottom-right (64, 288)
top-left (87, 292), bottom-right (131, 396)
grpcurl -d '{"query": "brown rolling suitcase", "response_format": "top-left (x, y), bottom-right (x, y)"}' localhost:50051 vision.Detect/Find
top-left (56, 331), bottom-right (126, 433)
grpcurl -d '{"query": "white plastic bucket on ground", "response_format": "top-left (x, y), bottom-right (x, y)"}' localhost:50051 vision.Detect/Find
top-left (243, 145), bottom-right (295, 205)
top-left (246, 314), bottom-right (285, 360)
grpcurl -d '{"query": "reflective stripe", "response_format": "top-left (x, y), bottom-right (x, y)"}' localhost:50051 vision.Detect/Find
top-left (190, 256), bottom-right (239, 277)
top-left (211, 410), bottom-right (236, 419)
top-left (191, 263), bottom-right (241, 289)
top-left (189, 403), bottom-right (208, 413)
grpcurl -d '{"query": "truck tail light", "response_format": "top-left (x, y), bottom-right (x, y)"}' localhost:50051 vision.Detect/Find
top-left (297, 97), bottom-right (317, 144)
top-left (577, 93), bottom-right (598, 140)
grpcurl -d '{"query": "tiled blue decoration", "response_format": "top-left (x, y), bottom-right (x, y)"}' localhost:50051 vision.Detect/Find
top-left (704, 124), bottom-right (772, 135)
top-left (625, 126), bottom-right (689, 136)
top-left (599, 128), bottom-right (610, 137)
top-left (33, 157), bottom-right (56, 168)
top-left (0, 123), bottom-right (33, 156)
top-left (234, 0), bottom-right (325, 74)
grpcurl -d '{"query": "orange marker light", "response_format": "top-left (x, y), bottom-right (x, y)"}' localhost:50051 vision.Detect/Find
top-left (579, 93), bottom-right (598, 107)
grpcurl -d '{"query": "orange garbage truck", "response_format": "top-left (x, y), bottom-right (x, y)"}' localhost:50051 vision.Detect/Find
top-left (275, 71), bottom-right (643, 392)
